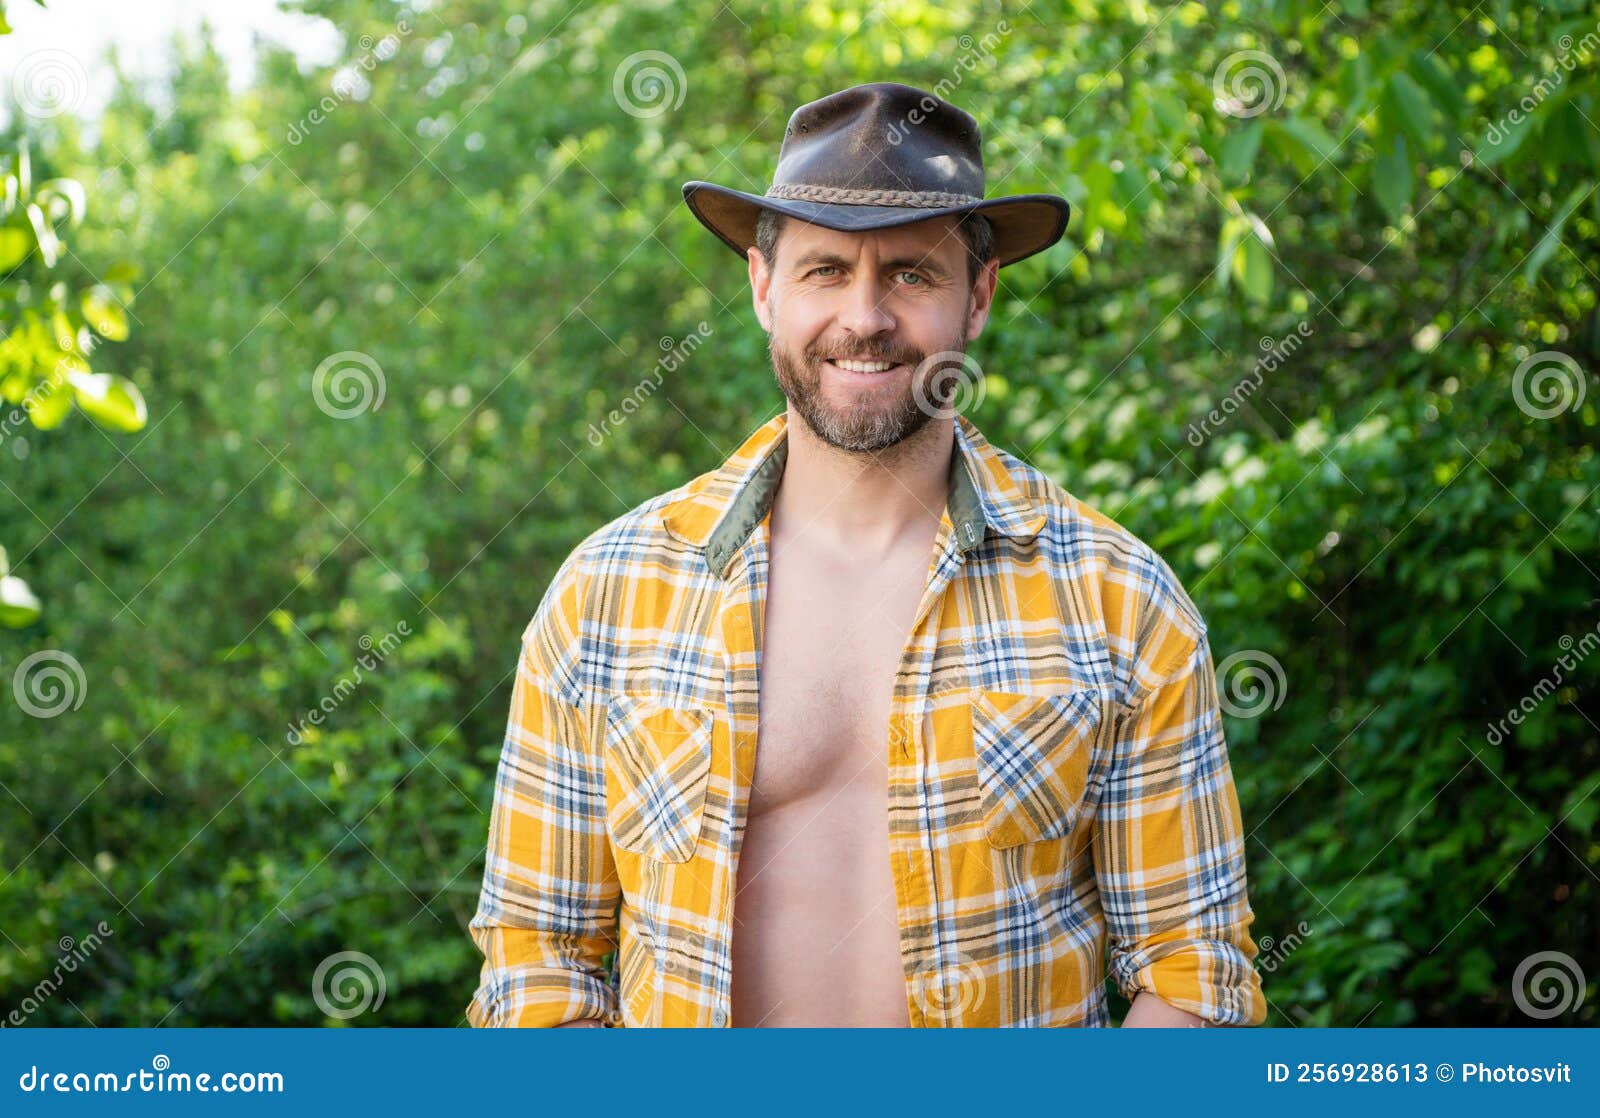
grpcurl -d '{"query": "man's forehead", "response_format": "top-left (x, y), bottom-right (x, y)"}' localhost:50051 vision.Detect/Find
top-left (782, 214), bottom-right (963, 264)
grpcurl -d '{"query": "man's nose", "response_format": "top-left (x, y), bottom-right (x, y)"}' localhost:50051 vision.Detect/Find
top-left (836, 272), bottom-right (896, 338)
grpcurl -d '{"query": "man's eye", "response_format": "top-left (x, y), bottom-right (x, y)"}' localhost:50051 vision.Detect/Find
top-left (896, 271), bottom-right (925, 285)
top-left (808, 265), bottom-right (838, 278)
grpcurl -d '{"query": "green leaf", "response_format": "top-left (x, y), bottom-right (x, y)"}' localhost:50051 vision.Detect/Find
top-left (1386, 71), bottom-right (1435, 148)
top-left (1563, 779), bottom-right (1600, 835)
top-left (24, 372), bottom-right (74, 430)
top-left (1408, 54), bottom-right (1466, 120)
top-left (0, 226), bottom-right (30, 270)
top-left (1275, 115), bottom-right (1341, 165)
top-left (1218, 119), bottom-right (1264, 181)
top-left (1522, 181), bottom-right (1592, 287)
top-left (82, 285), bottom-right (130, 340)
top-left (23, 201), bottom-right (60, 267)
top-left (1339, 53), bottom-right (1373, 116)
top-left (0, 573), bottom-right (42, 628)
top-left (1216, 215), bottom-right (1247, 289)
top-left (1232, 217), bottom-right (1275, 304)
top-left (1373, 134), bottom-right (1413, 224)
top-left (68, 370), bottom-right (148, 432)
top-left (1151, 89), bottom-right (1188, 135)
top-left (1475, 102), bottom-right (1536, 166)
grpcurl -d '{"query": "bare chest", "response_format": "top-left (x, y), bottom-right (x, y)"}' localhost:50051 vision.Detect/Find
top-left (750, 547), bottom-right (930, 817)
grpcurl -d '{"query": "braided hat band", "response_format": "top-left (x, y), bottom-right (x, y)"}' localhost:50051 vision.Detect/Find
top-left (764, 183), bottom-right (985, 209)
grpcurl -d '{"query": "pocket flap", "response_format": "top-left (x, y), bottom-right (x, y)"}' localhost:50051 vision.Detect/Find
top-left (603, 697), bottom-right (714, 863)
top-left (970, 689), bottom-right (1100, 848)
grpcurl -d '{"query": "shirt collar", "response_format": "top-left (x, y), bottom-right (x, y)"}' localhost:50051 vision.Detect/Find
top-left (660, 411), bottom-right (1046, 579)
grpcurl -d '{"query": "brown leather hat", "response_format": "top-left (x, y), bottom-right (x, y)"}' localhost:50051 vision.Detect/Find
top-left (682, 81), bottom-right (1071, 269)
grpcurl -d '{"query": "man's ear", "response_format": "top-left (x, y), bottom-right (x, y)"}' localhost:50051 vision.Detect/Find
top-left (965, 255), bottom-right (1000, 342)
top-left (749, 246), bottom-right (773, 332)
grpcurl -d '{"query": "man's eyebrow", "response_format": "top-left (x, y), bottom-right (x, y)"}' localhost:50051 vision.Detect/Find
top-left (789, 250), bottom-right (952, 279)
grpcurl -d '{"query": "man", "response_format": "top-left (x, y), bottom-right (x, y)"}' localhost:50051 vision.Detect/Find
top-left (467, 82), bottom-right (1267, 1028)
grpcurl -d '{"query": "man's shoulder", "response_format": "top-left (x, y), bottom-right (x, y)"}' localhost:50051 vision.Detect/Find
top-left (516, 478), bottom-right (701, 666)
top-left (558, 472), bottom-right (711, 577)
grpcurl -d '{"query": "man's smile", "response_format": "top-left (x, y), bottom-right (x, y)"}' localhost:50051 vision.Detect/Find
top-left (821, 356), bottom-right (911, 381)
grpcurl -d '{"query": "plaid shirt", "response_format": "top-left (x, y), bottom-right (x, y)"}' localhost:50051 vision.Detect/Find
top-left (467, 411), bottom-right (1267, 1027)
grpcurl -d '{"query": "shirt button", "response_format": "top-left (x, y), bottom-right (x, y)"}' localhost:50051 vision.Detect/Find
top-left (712, 1009), bottom-right (728, 1026)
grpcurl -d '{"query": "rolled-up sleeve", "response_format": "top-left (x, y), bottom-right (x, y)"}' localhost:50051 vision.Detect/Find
top-left (1095, 603), bottom-right (1267, 1026)
top-left (466, 555), bottom-right (621, 1028)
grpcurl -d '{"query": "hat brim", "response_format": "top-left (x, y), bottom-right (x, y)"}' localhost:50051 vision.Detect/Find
top-left (681, 181), bottom-right (1071, 269)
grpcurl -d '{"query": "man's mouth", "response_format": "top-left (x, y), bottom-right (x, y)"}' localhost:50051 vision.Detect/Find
top-left (822, 357), bottom-right (909, 375)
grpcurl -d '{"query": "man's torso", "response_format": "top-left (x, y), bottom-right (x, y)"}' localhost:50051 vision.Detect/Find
top-left (728, 509), bottom-right (939, 1027)
top-left (570, 414), bottom-right (1214, 1027)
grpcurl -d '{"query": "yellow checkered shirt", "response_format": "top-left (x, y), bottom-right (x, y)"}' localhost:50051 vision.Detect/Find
top-left (467, 411), bottom-right (1267, 1027)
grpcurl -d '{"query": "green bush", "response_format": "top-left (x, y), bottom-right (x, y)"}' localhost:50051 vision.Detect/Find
top-left (2, 0), bottom-right (1595, 1026)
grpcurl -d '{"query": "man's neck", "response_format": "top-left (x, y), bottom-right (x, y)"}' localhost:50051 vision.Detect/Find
top-left (770, 407), bottom-right (954, 561)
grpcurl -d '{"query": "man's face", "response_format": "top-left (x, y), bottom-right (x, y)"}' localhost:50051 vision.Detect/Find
top-left (749, 215), bottom-right (999, 453)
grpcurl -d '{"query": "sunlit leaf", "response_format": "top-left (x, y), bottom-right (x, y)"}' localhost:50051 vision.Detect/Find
top-left (82, 285), bottom-right (131, 340)
top-left (0, 574), bottom-right (42, 627)
top-left (0, 225), bottom-right (29, 270)
top-left (67, 370), bottom-right (148, 432)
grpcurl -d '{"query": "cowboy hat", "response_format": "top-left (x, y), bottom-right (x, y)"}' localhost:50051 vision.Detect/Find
top-left (682, 81), bottom-right (1072, 269)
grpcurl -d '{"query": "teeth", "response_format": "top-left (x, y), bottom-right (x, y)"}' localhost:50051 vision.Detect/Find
top-left (831, 359), bottom-right (896, 372)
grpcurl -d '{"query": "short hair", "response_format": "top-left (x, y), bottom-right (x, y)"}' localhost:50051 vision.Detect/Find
top-left (754, 208), bottom-right (996, 288)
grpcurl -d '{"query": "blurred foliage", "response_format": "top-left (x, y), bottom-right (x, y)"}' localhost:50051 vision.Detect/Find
top-left (1, 0), bottom-right (146, 629)
top-left (0, 142), bottom-right (147, 625)
top-left (1, 0), bottom-right (1597, 1026)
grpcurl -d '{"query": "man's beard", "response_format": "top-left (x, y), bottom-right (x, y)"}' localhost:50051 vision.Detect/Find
top-left (768, 303), bottom-right (973, 454)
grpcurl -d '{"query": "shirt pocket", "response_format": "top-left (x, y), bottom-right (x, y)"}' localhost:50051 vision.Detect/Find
top-left (603, 696), bottom-right (714, 863)
top-left (969, 689), bottom-right (1101, 849)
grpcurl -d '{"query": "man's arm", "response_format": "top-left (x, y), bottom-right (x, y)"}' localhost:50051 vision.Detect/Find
top-left (1124, 991), bottom-right (1208, 1027)
top-left (1094, 600), bottom-right (1268, 1028)
top-left (465, 555), bottom-right (622, 1028)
